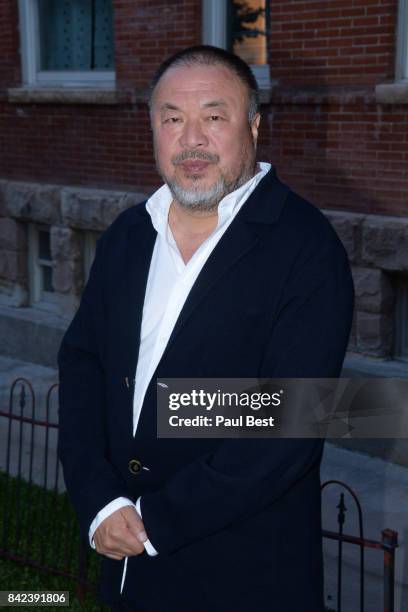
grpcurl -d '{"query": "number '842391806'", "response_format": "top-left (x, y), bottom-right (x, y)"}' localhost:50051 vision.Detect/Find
top-left (1, 591), bottom-right (69, 606)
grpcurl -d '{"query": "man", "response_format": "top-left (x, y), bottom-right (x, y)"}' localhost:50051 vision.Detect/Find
top-left (58, 45), bottom-right (354, 612)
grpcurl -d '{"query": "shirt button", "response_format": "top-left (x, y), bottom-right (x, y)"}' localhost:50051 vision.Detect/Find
top-left (128, 459), bottom-right (142, 475)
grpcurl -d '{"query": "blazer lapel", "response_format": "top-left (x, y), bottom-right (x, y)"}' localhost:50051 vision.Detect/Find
top-left (161, 220), bottom-right (259, 361)
top-left (160, 168), bottom-right (290, 361)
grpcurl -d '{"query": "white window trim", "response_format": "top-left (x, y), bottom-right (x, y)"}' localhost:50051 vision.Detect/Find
top-left (396, 0), bottom-right (408, 81)
top-left (202, 0), bottom-right (228, 49)
top-left (375, 0), bottom-right (408, 103)
top-left (28, 223), bottom-right (42, 304)
top-left (28, 224), bottom-right (57, 309)
top-left (18, 0), bottom-right (115, 88)
top-left (201, 0), bottom-right (270, 90)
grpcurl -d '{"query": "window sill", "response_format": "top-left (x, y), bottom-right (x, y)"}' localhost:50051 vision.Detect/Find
top-left (7, 87), bottom-right (127, 105)
top-left (375, 80), bottom-right (408, 104)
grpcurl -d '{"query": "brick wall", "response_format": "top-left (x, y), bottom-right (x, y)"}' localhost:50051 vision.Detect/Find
top-left (0, 0), bottom-right (406, 218)
top-left (0, 0), bottom-right (19, 87)
top-left (0, 0), bottom-right (201, 192)
top-left (270, 0), bottom-right (397, 85)
top-left (265, 0), bottom-right (407, 217)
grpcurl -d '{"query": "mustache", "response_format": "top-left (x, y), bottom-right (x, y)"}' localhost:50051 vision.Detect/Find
top-left (172, 151), bottom-right (219, 165)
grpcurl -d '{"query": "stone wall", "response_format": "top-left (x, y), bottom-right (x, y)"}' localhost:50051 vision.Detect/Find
top-left (325, 210), bottom-right (408, 357)
top-left (0, 179), bottom-right (146, 317)
top-left (0, 179), bottom-right (407, 361)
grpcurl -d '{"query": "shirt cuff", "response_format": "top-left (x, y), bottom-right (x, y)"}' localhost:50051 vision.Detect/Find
top-left (89, 497), bottom-right (135, 548)
top-left (136, 497), bottom-right (159, 556)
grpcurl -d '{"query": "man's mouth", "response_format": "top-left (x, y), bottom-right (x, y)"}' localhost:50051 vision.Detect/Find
top-left (180, 161), bottom-right (211, 173)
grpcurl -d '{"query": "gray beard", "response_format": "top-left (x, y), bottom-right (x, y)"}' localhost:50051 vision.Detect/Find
top-left (165, 174), bottom-right (237, 212)
top-left (165, 166), bottom-right (256, 212)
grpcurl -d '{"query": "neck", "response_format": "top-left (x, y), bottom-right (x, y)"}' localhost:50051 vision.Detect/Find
top-left (169, 200), bottom-right (218, 237)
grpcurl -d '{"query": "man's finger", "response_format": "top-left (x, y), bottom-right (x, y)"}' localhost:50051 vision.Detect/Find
top-left (105, 552), bottom-right (124, 561)
top-left (93, 506), bottom-right (148, 557)
top-left (94, 531), bottom-right (144, 557)
top-left (120, 506), bottom-right (148, 543)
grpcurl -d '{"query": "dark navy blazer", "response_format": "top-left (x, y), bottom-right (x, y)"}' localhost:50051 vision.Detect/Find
top-left (57, 168), bottom-right (354, 611)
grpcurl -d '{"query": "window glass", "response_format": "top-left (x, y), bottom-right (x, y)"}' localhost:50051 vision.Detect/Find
top-left (38, 229), bottom-right (51, 260)
top-left (42, 265), bottom-right (54, 293)
top-left (37, 0), bottom-right (115, 71)
top-left (227, 0), bottom-right (267, 65)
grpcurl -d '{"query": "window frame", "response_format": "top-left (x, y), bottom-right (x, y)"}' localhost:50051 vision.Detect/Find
top-left (396, 0), bottom-right (408, 81)
top-left (201, 0), bottom-right (270, 90)
top-left (83, 230), bottom-right (101, 283)
top-left (18, 0), bottom-right (115, 88)
top-left (394, 275), bottom-right (408, 362)
top-left (28, 223), bottom-right (57, 309)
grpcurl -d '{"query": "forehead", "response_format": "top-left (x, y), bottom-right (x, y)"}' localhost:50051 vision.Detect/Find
top-left (152, 63), bottom-right (248, 110)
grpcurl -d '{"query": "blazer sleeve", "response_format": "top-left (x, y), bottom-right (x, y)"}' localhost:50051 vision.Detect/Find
top-left (139, 220), bottom-right (355, 555)
top-left (57, 236), bottom-right (132, 541)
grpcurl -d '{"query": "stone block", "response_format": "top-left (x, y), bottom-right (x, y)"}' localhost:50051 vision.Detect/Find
top-left (0, 250), bottom-right (27, 282)
top-left (50, 226), bottom-right (82, 261)
top-left (6, 181), bottom-right (61, 224)
top-left (323, 210), bottom-right (365, 264)
top-left (61, 187), bottom-right (146, 230)
top-left (0, 280), bottom-right (28, 307)
top-left (0, 218), bottom-right (26, 252)
top-left (0, 304), bottom-right (68, 367)
top-left (52, 260), bottom-right (83, 295)
top-left (352, 267), bottom-right (394, 314)
top-left (362, 216), bottom-right (408, 272)
top-left (356, 311), bottom-right (393, 356)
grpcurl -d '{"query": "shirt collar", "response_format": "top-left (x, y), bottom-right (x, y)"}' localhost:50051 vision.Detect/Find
top-left (146, 162), bottom-right (272, 237)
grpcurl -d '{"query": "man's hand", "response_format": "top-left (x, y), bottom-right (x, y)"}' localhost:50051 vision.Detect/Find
top-left (93, 506), bottom-right (147, 560)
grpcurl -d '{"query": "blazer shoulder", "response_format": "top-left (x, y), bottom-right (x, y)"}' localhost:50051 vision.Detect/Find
top-left (281, 188), bottom-right (343, 250)
top-left (98, 199), bottom-right (149, 247)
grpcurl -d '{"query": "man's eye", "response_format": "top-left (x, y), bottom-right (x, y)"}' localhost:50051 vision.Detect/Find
top-left (164, 117), bottom-right (181, 124)
top-left (208, 115), bottom-right (221, 121)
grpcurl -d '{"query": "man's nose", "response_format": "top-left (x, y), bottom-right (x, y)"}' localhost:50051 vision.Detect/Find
top-left (179, 119), bottom-right (209, 148)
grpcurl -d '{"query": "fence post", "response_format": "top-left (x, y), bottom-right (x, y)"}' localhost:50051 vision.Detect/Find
top-left (382, 528), bottom-right (398, 612)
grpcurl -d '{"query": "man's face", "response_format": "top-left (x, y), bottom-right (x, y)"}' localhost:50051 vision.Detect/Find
top-left (150, 63), bottom-right (260, 212)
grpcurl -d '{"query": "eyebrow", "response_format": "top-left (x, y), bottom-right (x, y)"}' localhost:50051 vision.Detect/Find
top-left (159, 99), bottom-right (229, 113)
top-left (202, 99), bottom-right (228, 109)
top-left (160, 102), bottom-right (181, 112)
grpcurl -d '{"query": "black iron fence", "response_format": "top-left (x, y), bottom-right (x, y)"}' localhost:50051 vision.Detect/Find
top-left (0, 378), bottom-right (97, 605)
top-left (322, 480), bottom-right (398, 612)
top-left (0, 379), bottom-right (400, 611)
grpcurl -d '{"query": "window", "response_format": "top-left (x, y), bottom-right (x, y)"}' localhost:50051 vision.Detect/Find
top-left (28, 224), bottom-right (55, 306)
top-left (396, 0), bottom-right (408, 80)
top-left (18, 0), bottom-right (115, 87)
top-left (394, 276), bottom-right (408, 361)
top-left (83, 231), bottom-right (101, 283)
top-left (202, 0), bottom-right (270, 89)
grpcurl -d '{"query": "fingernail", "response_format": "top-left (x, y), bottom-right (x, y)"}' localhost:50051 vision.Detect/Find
top-left (137, 531), bottom-right (147, 543)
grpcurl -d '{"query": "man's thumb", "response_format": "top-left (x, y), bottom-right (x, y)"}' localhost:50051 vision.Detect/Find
top-left (123, 507), bottom-right (148, 543)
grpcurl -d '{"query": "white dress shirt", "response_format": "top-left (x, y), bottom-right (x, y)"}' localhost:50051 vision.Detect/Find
top-left (89, 162), bottom-right (271, 594)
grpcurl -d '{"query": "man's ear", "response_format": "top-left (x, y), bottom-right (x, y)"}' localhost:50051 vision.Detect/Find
top-left (251, 113), bottom-right (261, 146)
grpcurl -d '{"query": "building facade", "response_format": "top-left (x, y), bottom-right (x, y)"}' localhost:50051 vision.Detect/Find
top-left (0, 0), bottom-right (407, 372)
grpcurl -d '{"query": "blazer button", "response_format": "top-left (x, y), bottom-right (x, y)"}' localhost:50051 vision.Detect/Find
top-left (128, 459), bottom-right (142, 475)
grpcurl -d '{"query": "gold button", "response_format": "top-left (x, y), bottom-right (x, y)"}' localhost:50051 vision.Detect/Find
top-left (128, 459), bottom-right (142, 475)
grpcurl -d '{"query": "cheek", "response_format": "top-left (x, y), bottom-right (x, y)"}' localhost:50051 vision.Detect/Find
top-left (220, 132), bottom-right (253, 167)
top-left (154, 136), bottom-right (174, 168)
